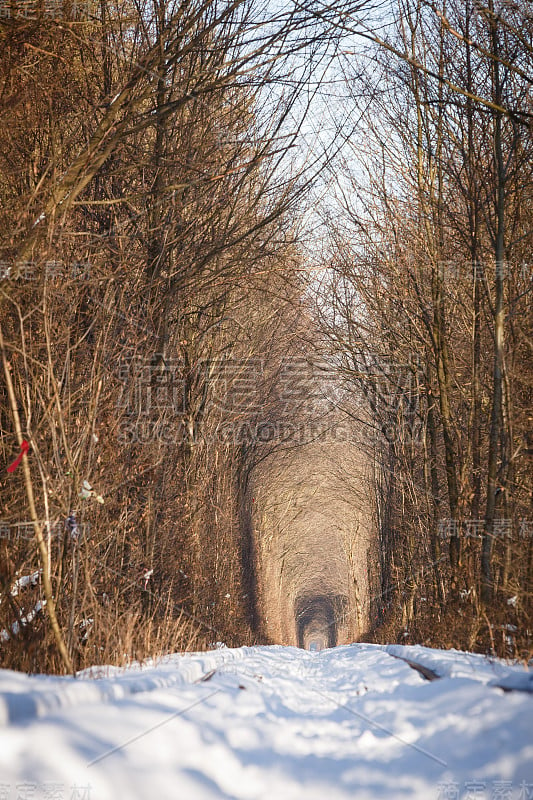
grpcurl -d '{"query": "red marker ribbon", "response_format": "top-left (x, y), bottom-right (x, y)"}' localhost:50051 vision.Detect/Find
top-left (7, 440), bottom-right (30, 473)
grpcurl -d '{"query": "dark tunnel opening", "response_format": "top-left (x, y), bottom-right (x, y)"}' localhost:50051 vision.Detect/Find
top-left (295, 595), bottom-right (347, 651)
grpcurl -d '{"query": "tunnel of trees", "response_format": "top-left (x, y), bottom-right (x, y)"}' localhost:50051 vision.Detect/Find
top-left (295, 595), bottom-right (346, 650)
top-left (0, 0), bottom-right (531, 673)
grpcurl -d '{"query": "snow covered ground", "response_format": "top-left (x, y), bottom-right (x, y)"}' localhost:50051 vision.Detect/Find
top-left (0, 643), bottom-right (531, 800)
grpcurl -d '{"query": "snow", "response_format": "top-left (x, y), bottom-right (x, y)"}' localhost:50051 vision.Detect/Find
top-left (0, 570), bottom-right (45, 642)
top-left (9, 570), bottom-right (42, 598)
top-left (1, 600), bottom-right (47, 643)
top-left (385, 644), bottom-right (533, 691)
top-left (0, 643), bottom-right (531, 799)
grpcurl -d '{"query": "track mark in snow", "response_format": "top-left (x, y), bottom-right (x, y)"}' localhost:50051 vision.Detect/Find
top-left (387, 654), bottom-right (440, 682)
top-left (195, 669), bottom-right (217, 683)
